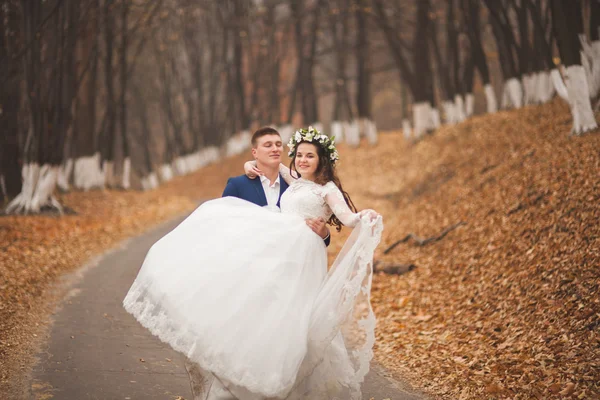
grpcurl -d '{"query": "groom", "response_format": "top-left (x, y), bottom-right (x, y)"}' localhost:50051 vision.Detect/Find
top-left (185, 127), bottom-right (330, 400)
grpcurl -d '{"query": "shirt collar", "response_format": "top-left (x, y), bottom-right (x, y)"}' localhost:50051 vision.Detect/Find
top-left (260, 174), bottom-right (280, 187)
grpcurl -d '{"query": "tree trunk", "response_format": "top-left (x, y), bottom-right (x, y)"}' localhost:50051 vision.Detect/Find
top-left (462, 0), bottom-right (497, 113)
top-left (551, 0), bottom-right (597, 134)
top-left (119, 0), bottom-right (131, 189)
top-left (73, 0), bottom-right (103, 191)
top-left (0, 2), bottom-right (23, 199)
top-left (102, 0), bottom-right (117, 187)
top-left (233, 0), bottom-right (249, 131)
top-left (355, 0), bottom-right (376, 144)
top-left (8, 0), bottom-right (79, 214)
top-left (485, 0), bottom-right (523, 108)
top-left (580, 0), bottom-right (600, 99)
top-left (413, 0), bottom-right (435, 137)
top-left (430, 3), bottom-right (455, 122)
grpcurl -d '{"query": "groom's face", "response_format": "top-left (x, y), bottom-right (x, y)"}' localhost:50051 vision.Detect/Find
top-left (252, 134), bottom-right (283, 167)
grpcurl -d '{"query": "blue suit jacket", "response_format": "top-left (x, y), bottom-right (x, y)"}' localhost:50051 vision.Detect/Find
top-left (222, 174), bottom-right (330, 246)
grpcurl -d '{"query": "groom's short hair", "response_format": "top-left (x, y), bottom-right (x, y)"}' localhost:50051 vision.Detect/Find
top-left (251, 127), bottom-right (281, 147)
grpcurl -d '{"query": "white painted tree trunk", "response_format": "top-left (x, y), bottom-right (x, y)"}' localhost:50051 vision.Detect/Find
top-left (141, 172), bottom-right (159, 191)
top-left (6, 163), bottom-right (63, 214)
top-left (579, 35), bottom-right (600, 99)
top-left (198, 146), bottom-right (220, 167)
top-left (122, 157), bottom-right (131, 189)
top-left (174, 156), bottom-right (187, 175)
top-left (402, 119), bottom-right (412, 141)
top-left (367, 119), bottom-right (378, 144)
top-left (454, 95), bottom-right (466, 122)
top-left (330, 121), bottom-right (344, 143)
top-left (225, 130), bottom-right (252, 157)
top-left (358, 118), bottom-right (378, 144)
top-left (465, 93), bottom-right (475, 117)
top-left (278, 124), bottom-right (294, 144)
top-left (57, 158), bottom-right (74, 191)
top-left (103, 160), bottom-right (118, 188)
top-left (225, 134), bottom-right (241, 157)
top-left (413, 102), bottom-right (433, 139)
top-left (536, 71), bottom-right (556, 103)
top-left (501, 78), bottom-right (524, 109)
top-left (443, 101), bottom-right (456, 124)
top-left (183, 153), bottom-right (197, 172)
top-left (74, 152), bottom-right (105, 191)
top-left (551, 68), bottom-right (570, 101)
top-left (159, 163), bottom-right (174, 182)
top-left (149, 172), bottom-right (159, 188)
top-left (190, 152), bottom-right (202, 171)
top-left (345, 120), bottom-right (360, 147)
top-left (484, 84), bottom-right (498, 113)
top-left (522, 74), bottom-right (536, 105)
top-left (0, 175), bottom-right (6, 200)
top-left (431, 108), bottom-right (441, 129)
top-left (311, 122), bottom-right (323, 134)
top-left (564, 65), bottom-right (598, 134)
top-left (240, 129), bottom-right (251, 150)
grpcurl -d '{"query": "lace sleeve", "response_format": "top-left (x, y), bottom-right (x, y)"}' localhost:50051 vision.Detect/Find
top-left (278, 163), bottom-right (298, 185)
top-left (323, 182), bottom-right (360, 227)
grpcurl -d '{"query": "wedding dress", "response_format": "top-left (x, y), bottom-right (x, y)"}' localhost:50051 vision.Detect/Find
top-left (123, 177), bottom-right (383, 400)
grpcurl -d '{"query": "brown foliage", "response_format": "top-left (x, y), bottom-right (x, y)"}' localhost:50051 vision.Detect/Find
top-left (331, 99), bottom-right (599, 399)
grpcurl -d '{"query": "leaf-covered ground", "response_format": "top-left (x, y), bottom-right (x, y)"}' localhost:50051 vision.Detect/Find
top-left (1, 99), bottom-right (598, 399)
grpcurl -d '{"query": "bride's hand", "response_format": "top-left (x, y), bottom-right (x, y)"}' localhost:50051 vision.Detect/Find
top-left (244, 161), bottom-right (262, 179)
top-left (359, 209), bottom-right (380, 222)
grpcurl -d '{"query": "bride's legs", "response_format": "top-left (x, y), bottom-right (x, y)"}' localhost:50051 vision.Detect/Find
top-left (206, 378), bottom-right (239, 400)
top-left (184, 357), bottom-right (240, 400)
top-left (184, 358), bottom-right (216, 400)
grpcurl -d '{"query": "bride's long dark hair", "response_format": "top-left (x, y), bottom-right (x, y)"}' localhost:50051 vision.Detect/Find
top-left (290, 140), bottom-right (357, 232)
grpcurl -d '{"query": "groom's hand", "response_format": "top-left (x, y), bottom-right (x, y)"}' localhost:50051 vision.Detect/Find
top-left (306, 217), bottom-right (329, 239)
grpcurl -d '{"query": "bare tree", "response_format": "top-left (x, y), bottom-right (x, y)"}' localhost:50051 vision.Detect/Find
top-left (0, 0), bottom-right (23, 200)
top-left (287, 0), bottom-right (323, 126)
top-left (355, 0), bottom-right (377, 144)
top-left (460, 0), bottom-right (497, 114)
top-left (328, 1), bottom-right (355, 144)
top-left (373, 0), bottom-right (436, 138)
top-left (484, 0), bottom-right (523, 109)
top-left (551, 0), bottom-right (598, 134)
top-left (6, 0), bottom-right (85, 214)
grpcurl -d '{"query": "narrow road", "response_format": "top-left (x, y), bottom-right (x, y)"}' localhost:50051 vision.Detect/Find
top-left (31, 216), bottom-right (424, 400)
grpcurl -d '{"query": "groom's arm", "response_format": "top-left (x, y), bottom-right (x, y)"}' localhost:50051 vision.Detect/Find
top-left (323, 232), bottom-right (331, 247)
top-left (222, 178), bottom-right (240, 198)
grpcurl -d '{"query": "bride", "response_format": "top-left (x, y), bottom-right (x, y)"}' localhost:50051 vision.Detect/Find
top-left (123, 126), bottom-right (383, 400)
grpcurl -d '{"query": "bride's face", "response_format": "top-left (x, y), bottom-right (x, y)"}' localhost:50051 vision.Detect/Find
top-left (295, 142), bottom-right (320, 180)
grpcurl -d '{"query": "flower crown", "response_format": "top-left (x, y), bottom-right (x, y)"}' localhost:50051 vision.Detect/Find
top-left (287, 126), bottom-right (340, 164)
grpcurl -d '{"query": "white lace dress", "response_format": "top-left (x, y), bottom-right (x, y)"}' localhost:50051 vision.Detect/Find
top-left (123, 178), bottom-right (383, 400)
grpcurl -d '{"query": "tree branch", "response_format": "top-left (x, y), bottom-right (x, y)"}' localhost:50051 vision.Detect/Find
top-left (383, 222), bottom-right (466, 254)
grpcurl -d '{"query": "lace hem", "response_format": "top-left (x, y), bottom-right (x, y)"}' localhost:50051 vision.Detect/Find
top-left (123, 282), bottom-right (298, 398)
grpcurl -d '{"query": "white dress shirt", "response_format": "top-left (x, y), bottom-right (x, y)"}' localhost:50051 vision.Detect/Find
top-left (260, 174), bottom-right (281, 207)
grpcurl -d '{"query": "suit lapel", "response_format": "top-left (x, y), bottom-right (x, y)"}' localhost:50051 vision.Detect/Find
top-left (277, 174), bottom-right (289, 207)
top-left (250, 177), bottom-right (268, 206)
